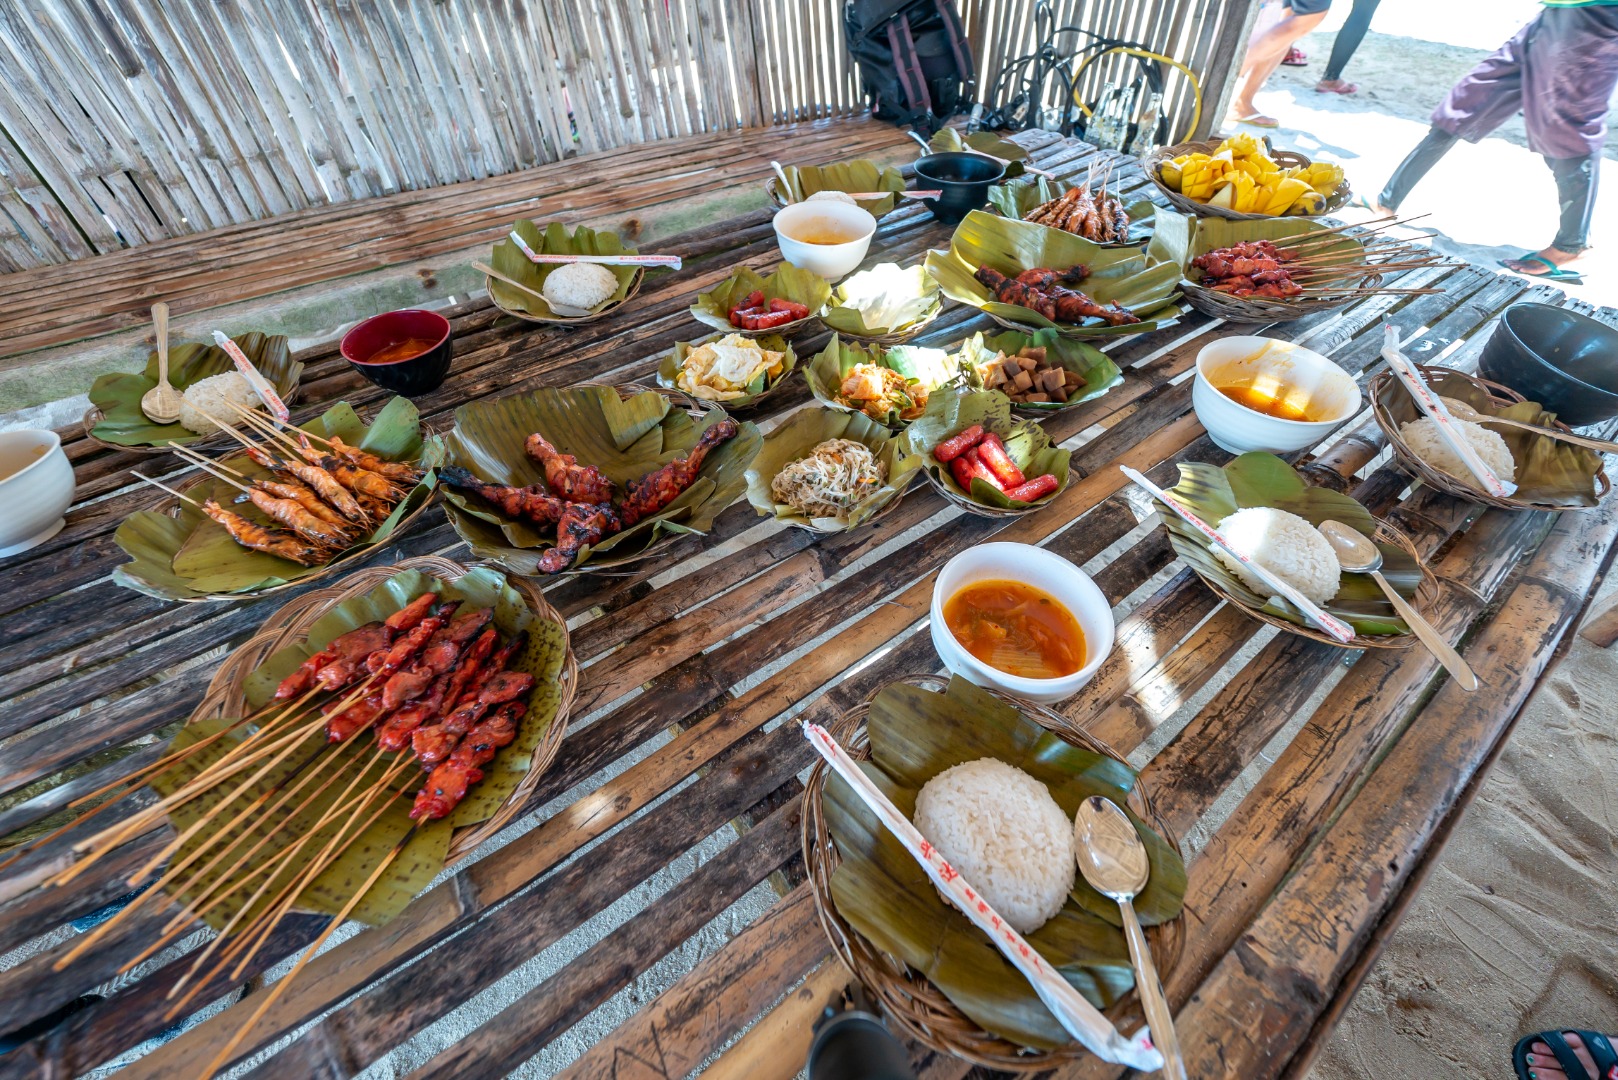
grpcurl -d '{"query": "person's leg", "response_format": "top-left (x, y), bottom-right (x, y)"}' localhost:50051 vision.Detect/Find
top-left (1500, 155), bottom-right (1598, 275)
top-left (1373, 126), bottom-right (1460, 214)
top-left (1228, 7), bottom-right (1331, 124)
top-left (1318, 0), bottom-right (1381, 91)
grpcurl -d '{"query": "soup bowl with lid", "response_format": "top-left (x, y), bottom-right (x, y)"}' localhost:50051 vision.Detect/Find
top-left (929, 542), bottom-right (1114, 704)
top-left (773, 201), bottom-right (877, 281)
top-left (1193, 335), bottom-right (1360, 455)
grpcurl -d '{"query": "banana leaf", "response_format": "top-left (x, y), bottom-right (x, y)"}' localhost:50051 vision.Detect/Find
top-left (776, 159), bottom-right (908, 217)
top-left (88, 332), bottom-right (302, 447)
top-left (957, 328), bottom-right (1122, 413)
top-left (744, 405), bottom-right (920, 529)
top-left (821, 262), bottom-right (943, 338)
top-left (656, 332), bottom-right (797, 407)
top-left (902, 388), bottom-right (1071, 510)
top-left (823, 675), bottom-right (1185, 1050)
top-left (986, 176), bottom-right (1156, 247)
top-left (1159, 452), bottom-right (1425, 635)
top-left (112, 397), bottom-right (444, 601)
top-left (442, 386), bottom-right (761, 574)
top-left (690, 264), bottom-right (832, 334)
top-left (804, 334), bottom-right (970, 428)
top-left (153, 566), bottom-right (567, 929)
top-left (487, 220), bottom-right (640, 320)
top-left (924, 210), bottom-right (1188, 339)
top-left (1171, 214), bottom-right (1369, 286)
top-left (1383, 368), bottom-right (1605, 508)
top-left (928, 129), bottom-right (1029, 178)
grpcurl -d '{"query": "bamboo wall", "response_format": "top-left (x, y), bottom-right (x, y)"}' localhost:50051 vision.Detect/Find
top-left (0, 0), bottom-right (1252, 274)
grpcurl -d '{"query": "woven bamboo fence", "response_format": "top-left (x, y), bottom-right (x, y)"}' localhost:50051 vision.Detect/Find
top-left (0, 0), bottom-right (1251, 273)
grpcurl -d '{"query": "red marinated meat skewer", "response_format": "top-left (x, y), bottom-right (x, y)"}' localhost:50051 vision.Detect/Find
top-left (412, 700), bottom-right (527, 821)
top-left (375, 626), bottom-right (498, 751)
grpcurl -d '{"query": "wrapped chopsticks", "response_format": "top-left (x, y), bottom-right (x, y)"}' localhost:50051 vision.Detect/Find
top-left (1121, 466), bottom-right (1357, 644)
top-left (802, 721), bottom-right (1166, 1072)
top-left (1379, 325), bottom-right (1516, 497)
top-left (506, 231), bottom-right (682, 271)
top-left (210, 331), bottom-right (290, 424)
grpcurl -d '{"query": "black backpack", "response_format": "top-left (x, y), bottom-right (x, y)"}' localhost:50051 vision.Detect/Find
top-left (845, 0), bottom-right (975, 134)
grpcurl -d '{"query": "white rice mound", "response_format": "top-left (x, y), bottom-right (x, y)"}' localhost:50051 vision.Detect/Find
top-left (806, 189), bottom-right (859, 206)
top-left (912, 758), bottom-right (1076, 934)
top-left (1212, 505), bottom-right (1341, 605)
top-left (178, 371), bottom-right (260, 434)
top-left (541, 261), bottom-right (619, 317)
top-left (1399, 416), bottom-right (1516, 485)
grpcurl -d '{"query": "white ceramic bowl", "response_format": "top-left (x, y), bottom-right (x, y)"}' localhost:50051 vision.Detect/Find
top-left (1193, 336), bottom-right (1361, 455)
top-left (930, 543), bottom-right (1115, 705)
top-left (773, 201), bottom-right (877, 281)
top-left (0, 429), bottom-right (74, 558)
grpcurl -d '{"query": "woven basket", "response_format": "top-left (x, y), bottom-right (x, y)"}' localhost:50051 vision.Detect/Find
top-left (1191, 518), bottom-right (1438, 650)
top-left (1369, 366), bottom-right (1613, 512)
top-left (141, 471), bottom-right (439, 604)
top-left (486, 267), bottom-right (645, 326)
top-left (190, 555), bottom-right (577, 863)
top-left (81, 385), bottom-right (305, 456)
top-left (1144, 140), bottom-right (1352, 221)
top-left (1181, 275), bottom-right (1379, 323)
top-left (801, 673), bottom-right (1185, 1072)
top-left (922, 467), bottom-right (1070, 520)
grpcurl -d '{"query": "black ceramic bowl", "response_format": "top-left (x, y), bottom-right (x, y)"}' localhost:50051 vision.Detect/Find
top-left (913, 152), bottom-right (1005, 225)
top-left (341, 308), bottom-right (453, 397)
top-left (1478, 302), bottom-right (1618, 427)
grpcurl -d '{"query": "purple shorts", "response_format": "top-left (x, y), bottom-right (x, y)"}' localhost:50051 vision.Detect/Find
top-left (1432, 5), bottom-right (1618, 159)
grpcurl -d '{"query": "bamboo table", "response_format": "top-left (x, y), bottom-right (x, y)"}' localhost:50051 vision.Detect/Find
top-left (2, 128), bottom-right (1614, 1080)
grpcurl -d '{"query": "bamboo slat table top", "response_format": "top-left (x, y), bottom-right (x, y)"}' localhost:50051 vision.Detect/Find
top-left (2, 128), bottom-right (1614, 1080)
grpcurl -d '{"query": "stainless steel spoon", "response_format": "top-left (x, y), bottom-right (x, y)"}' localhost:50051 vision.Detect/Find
top-left (1439, 395), bottom-right (1618, 455)
top-left (139, 302), bottom-right (183, 424)
top-left (1075, 795), bottom-right (1186, 1080)
top-left (1317, 519), bottom-right (1478, 691)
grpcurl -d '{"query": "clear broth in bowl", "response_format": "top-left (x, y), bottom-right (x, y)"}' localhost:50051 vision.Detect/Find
top-left (785, 217), bottom-right (865, 245)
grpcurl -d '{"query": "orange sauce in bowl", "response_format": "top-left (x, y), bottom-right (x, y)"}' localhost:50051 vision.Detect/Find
top-left (1217, 382), bottom-right (1315, 422)
top-left (943, 580), bottom-right (1086, 679)
top-left (363, 337), bottom-right (438, 364)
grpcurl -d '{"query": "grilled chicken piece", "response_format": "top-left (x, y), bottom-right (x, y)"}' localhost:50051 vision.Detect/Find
top-left (440, 466), bottom-right (567, 527)
top-left (525, 433), bottom-right (616, 503)
top-left (536, 502), bottom-right (621, 574)
top-left (619, 421), bottom-right (737, 528)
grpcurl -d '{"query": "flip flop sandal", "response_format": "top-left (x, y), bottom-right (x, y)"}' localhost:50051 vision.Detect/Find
top-left (1499, 253), bottom-right (1585, 284)
top-left (1316, 81), bottom-right (1359, 94)
top-left (1282, 46), bottom-right (1308, 66)
top-left (1514, 1030), bottom-right (1618, 1080)
top-left (1230, 113), bottom-right (1280, 129)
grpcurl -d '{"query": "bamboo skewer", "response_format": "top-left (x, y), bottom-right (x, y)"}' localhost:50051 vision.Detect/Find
top-left (199, 822), bottom-right (414, 1080)
top-left (165, 443), bottom-right (250, 478)
top-left (221, 401), bottom-right (308, 456)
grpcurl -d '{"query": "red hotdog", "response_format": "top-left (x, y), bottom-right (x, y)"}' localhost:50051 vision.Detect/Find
top-left (932, 424), bottom-right (986, 463)
top-left (976, 433), bottom-right (1026, 488)
top-left (1003, 473), bottom-right (1059, 502)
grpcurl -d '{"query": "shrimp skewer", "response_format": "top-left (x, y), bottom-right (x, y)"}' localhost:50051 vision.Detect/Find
top-left (225, 403), bottom-right (405, 503)
top-left (131, 474), bottom-right (330, 566)
top-left (170, 446), bottom-right (356, 547)
top-left (225, 402), bottom-right (422, 485)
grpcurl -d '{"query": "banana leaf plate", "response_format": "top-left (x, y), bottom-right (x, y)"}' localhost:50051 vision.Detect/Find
top-left (1163, 213), bottom-right (1377, 322)
top-left (803, 674), bottom-right (1185, 1069)
top-left (925, 210), bottom-right (1188, 339)
top-left (957, 327), bottom-right (1122, 415)
top-left (486, 220), bottom-right (644, 324)
top-left (1369, 365), bottom-right (1610, 512)
top-left (656, 332), bottom-right (797, 410)
top-left (986, 176), bottom-right (1155, 248)
top-left (441, 385), bottom-right (761, 576)
top-left (1155, 452), bottom-right (1439, 648)
top-left (902, 388), bottom-right (1071, 518)
top-left (166, 558), bottom-right (574, 929)
top-left (745, 405), bottom-right (922, 533)
top-left (821, 262), bottom-right (943, 344)
top-left (113, 396), bottom-right (444, 603)
top-left (804, 333), bottom-right (972, 429)
top-left (767, 159), bottom-right (909, 218)
top-left (690, 263), bottom-right (832, 336)
top-left (84, 332), bottom-right (303, 453)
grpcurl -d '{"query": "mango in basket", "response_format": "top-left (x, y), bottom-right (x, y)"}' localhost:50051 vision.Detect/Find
top-left (1167, 135), bottom-right (1341, 216)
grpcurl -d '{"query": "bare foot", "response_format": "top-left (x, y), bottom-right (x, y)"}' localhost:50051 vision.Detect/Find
top-left (1502, 246), bottom-right (1585, 277)
top-left (1315, 78), bottom-right (1359, 94)
top-left (1525, 1031), bottom-right (1618, 1079)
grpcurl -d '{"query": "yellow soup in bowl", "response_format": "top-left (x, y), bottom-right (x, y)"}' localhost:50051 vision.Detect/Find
top-left (943, 579), bottom-right (1086, 679)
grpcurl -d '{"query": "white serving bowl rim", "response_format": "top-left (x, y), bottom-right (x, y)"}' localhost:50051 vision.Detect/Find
top-left (0, 428), bottom-right (65, 487)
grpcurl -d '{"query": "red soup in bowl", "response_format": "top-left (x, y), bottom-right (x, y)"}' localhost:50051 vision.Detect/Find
top-left (341, 309), bottom-right (453, 396)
